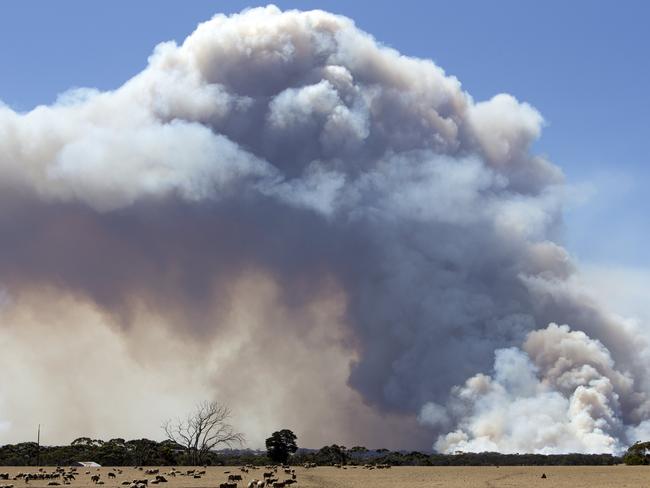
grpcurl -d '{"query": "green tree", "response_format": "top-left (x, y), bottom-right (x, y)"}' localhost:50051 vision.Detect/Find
top-left (623, 441), bottom-right (650, 465)
top-left (265, 429), bottom-right (298, 464)
top-left (314, 444), bottom-right (349, 465)
top-left (98, 438), bottom-right (128, 465)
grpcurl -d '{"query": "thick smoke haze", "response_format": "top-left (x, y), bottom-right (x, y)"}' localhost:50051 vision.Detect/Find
top-left (0, 6), bottom-right (648, 452)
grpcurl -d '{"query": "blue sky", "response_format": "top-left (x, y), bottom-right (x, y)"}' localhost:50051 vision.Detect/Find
top-left (1, 0), bottom-right (648, 268)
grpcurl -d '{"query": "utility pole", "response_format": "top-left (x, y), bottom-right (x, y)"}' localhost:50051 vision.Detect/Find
top-left (37, 424), bottom-right (41, 467)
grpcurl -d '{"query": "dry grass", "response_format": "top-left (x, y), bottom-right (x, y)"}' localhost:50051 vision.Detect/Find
top-left (1, 465), bottom-right (648, 488)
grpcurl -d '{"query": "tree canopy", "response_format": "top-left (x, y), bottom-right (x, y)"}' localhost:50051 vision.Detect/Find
top-left (623, 441), bottom-right (650, 465)
top-left (265, 429), bottom-right (298, 464)
top-left (0, 439), bottom-right (623, 467)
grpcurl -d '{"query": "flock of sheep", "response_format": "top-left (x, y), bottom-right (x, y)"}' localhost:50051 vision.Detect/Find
top-left (0, 464), bottom-right (300, 488)
top-left (218, 464), bottom-right (298, 488)
top-left (1, 467), bottom-right (84, 487)
top-left (0, 462), bottom-right (394, 488)
top-left (328, 464), bottom-right (392, 471)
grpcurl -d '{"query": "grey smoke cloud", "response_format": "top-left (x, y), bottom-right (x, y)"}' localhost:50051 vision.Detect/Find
top-left (0, 6), bottom-right (647, 452)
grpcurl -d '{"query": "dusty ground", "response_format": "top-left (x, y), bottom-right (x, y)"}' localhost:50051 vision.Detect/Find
top-left (0, 465), bottom-right (648, 488)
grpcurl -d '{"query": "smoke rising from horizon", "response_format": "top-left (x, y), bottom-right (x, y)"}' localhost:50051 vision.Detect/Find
top-left (0, 5), bottom-right (648, 452)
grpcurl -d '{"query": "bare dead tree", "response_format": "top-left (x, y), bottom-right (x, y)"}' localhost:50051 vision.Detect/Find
top-left (162, 400), bottom-right (244, 465)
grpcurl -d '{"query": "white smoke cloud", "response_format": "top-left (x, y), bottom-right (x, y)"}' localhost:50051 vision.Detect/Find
top-left (0, 6), bottom-right (647, 451)
top-left (430, 323), bottom-right (648, 453)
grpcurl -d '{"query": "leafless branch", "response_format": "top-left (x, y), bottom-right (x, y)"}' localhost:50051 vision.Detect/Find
top-left (162, 400), bottom-right (244, 465)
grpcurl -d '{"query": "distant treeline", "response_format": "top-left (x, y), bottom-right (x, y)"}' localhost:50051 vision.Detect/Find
top-left (0, 438), bottom-right (624, 466)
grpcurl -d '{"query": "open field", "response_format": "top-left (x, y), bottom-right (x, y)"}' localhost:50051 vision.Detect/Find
top-left (1, 465), bottom-right (649, 488)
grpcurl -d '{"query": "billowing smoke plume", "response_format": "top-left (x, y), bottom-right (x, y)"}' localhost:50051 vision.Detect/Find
top-left (425, 323), bottom-right (649, 453)
top-left (0, 6), bottom-right (648, 452)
